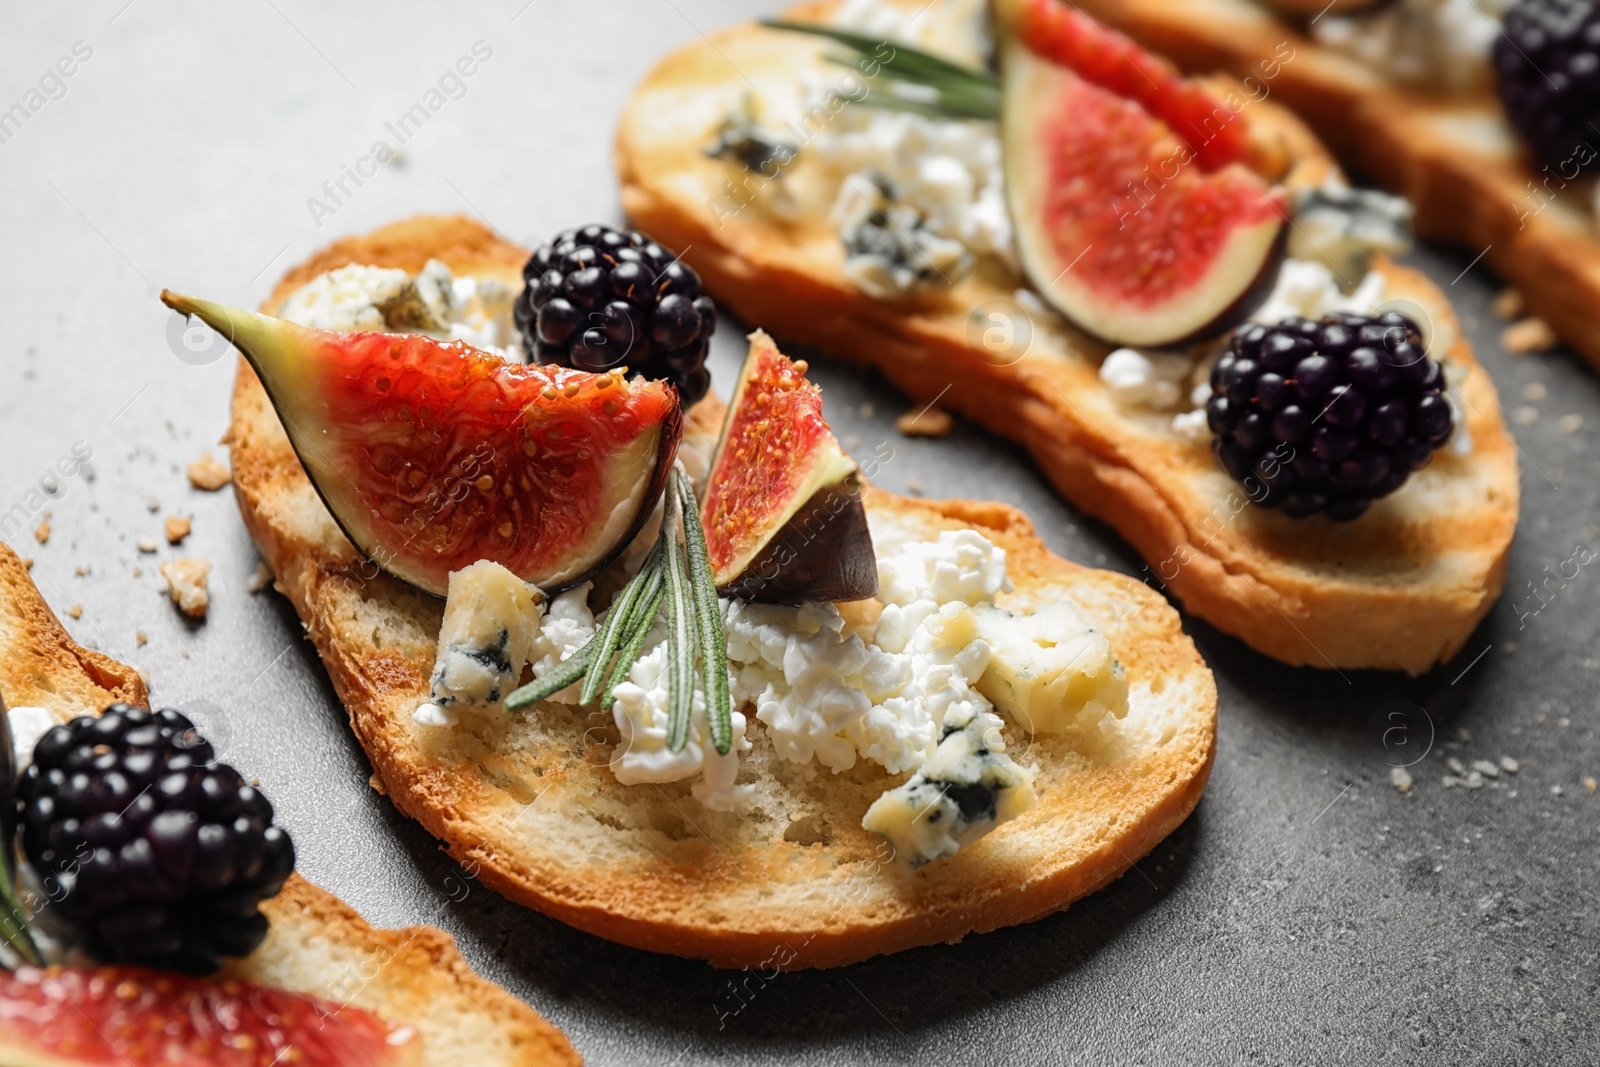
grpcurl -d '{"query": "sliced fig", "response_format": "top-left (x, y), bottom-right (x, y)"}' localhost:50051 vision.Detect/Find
top-left (162, 291), bottom-right (681, 597)
top-left (0, 964), bottom-right (419, 1066)
top-left (997, 0), bottom-right (1287, 347)
top-left (701, 331), bottom-right (876, 604)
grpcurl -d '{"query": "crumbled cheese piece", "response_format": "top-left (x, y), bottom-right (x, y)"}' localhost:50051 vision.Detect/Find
top-left (1500, 756), bottom-right (1521, 774)
top-left (1313, 0), bottom-right (1513, 92)
top-left (1251, 258), bottom-right (1388, 326)
top-left (862, 704), bottom-right (1037, 867)
top-left (1288, 180), bottom-right (1413, 281)
top-left (896, 405), bottom-right (953, 438)
top-left (1390, 766), bottom-right (1413, 794)
top-left (165, 516), bottom-right (192, 545)
top-left (876, 529), bottom-right (1008, 609)
top-left (428, 561), bottom-right (542, 709)
top-left (610, 643), bottom-right (754, 812)
top-left (412, 703), bottom-right (459, 728)
top-left (136, 538), bottom-right (158, 554)
top-left (526, 582), bottom-right (597, 703)
top-left (1099, 348), bottom-right (1192, 412)
top-left (159, 557), bottom-right (212, 618)
top-left (279, 260), bottom-right (517, 354)
top-left (973, 604), bottom-right (1128, 735)
top-left (7, 705), bottom-right (57, 769)
top-left (186, 451), bottom-right (232, 491)
top-left (1559, 414), bottom-right (1583, 434)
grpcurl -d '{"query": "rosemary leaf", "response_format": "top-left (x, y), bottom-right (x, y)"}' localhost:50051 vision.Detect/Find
top-left (663, 486), bottom-right (699, 753)
top-left (674, 469), bottom-right (732, 756)
top-left (600, 579), bottom-right (668, 712)
top-left (761, 20), bottom-right (996, 87)
top-left (503, 639), bottom-right (598, 711)
top-left (579, 540), bottom-right (664, 706)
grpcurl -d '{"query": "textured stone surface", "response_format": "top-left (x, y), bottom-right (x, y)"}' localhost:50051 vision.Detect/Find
top-left (0, 2), bottom-right (1594, 1063)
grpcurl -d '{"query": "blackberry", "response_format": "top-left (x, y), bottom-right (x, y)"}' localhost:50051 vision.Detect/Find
top-left (514, 224), bottom-right (716, 405)
top-left (16, 705), bottom-right (295, 975)
top-left (1206, 312), bottom-right (1455, 522)
top-left (1494, 0), bottom-right (1600, 170)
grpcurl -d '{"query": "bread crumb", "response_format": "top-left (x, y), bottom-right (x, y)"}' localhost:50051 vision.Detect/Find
top-left (896, 405), bottom-right (954, 438)
top-left (1559, 414), bottom-right (1582, 434)
top-left (247, 561), bottom-right (274, 594)
top-left (66, 604), bottom-right (82, 620)
top-left (165, 516), bottom-right (192, 545)
top-left (906, 479), bottom-right (923, 495)
top-left (859, 402), bottom-right (875, 418)
top-left (844, 435), bottom-right (862, 450)
top-left (1390, 766), bottom-right (1412, 794)
top-left (33, 521), bottom-right (50, 544)
top-left (1512, 406), bottom-right (1539, 427)
top-left (1584, 777), bottom-right (1597, 793)
top-left (144, 497), bottom-right (160, 513)
top-left (21, 558), bottom-right (33, 571)
top-left (1502, 317), bottom-right (1557, 354)
top-left (1522, 382), bottom-right (1547, 403)
top-left (132, 567), bottom-right (142, 578)
top-left (159, 557), bottom-right (211, 619)
top-left (1492, 288), bottom-right (1526, 320)
top-left (187, 451), bottom-right (232, 491)
top-left (136, 630), bottom-right (148, 647)
top-left (137, 537), bottom-right (158, 553)
top-left (74, 566), bottom-right (88, 577)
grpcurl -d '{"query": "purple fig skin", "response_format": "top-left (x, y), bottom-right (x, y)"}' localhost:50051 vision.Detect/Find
top-left (716, 477), bottom-right (878, 605)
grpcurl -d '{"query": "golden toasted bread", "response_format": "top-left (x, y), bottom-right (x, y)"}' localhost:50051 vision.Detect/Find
top-left (1068, 0), bottom-right (1600, 368)
top-left (0, 542), bottom-right (578, 1067)
top-left (613, 0), bottom-right (1519, 674)
top-left (224, 214), bottom-right (1217, 969)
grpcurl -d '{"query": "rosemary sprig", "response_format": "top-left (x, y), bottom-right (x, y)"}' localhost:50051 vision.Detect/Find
top-left (598, 578), bottom-right (668, 711)
top-left (578, 539), bottom-right (665, 706)
top-left (675, 468), bottom-right (732, 755)
top-left (502, 464), bottom-right (731, 760)
top-left (0, 696), bottom-right (45, 968)
top-left (662, 481), bottom-right (699, 753)
top-left (763, 20), bottom-right (1000, 120)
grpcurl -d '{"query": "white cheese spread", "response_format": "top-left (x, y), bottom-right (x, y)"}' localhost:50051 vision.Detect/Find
top-left (7, 705), bottom-right (57, 770)
top-left (1312, 0), bottom-right (1515, 93)
top-left (279, 260), bottom-right (517, 355)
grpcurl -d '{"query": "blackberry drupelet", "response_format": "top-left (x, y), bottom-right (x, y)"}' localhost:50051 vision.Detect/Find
top-left (514, 224), bottom-right (716, 405)
top-left (16, 704), bottom-right (295, 975)
top-left (1206, 312), bottom-right (1455, 522)
top-left (1494, 0), bottom-right (1600, 170)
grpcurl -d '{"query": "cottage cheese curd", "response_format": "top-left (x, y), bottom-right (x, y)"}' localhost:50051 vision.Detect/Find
top-left (1312, 0), bottom-right (1515, 93)
top-left (7, 705), bottom-right (57, 769)
top-left (278, 260), bottom-right (517, 355)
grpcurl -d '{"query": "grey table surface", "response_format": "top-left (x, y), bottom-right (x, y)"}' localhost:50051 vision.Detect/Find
top-left (2, 2), bottom-right (1597, 1064)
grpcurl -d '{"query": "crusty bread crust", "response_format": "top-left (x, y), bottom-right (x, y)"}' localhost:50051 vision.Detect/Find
top-left (613, 0), bottom-right (1519, 674)
top-left (1068, 0), bottom-right (1600, 369)
top-left (0, 540), bottom-right (578, 1067)
top-left (226, 214), bottom-right (1218, 969)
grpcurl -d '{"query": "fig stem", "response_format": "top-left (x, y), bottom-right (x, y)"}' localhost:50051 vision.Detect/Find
top-left (579, 539), bottom-right (665, 707)
top-left (663, 484), bottom-right (699, 754)
top-left (675, 467), bottom-right (732, 756)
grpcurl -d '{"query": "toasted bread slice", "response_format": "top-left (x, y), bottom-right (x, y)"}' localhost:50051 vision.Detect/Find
top-left (614, 0), bottom-right (1519, 674)
top-left (224, 215), bottom-right (1218, 969)
top-left (1067, 0), bottom-right (1600, 368)
top-left (0, 542), bottom-right (579, 1067)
